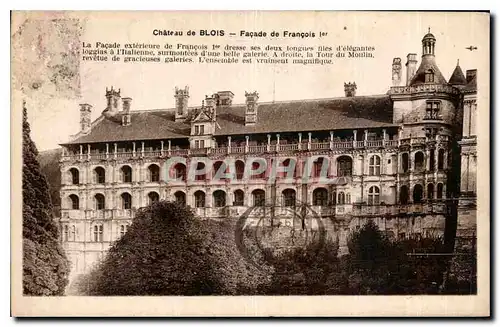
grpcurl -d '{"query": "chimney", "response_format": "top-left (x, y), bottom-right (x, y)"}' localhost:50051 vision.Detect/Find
top-left (205, 94), bottom-right (216, 108)
top-left (79, 103), bottom-right (92, 134)
top-left (121, 97), bottom-right (132, 126)
top-left (174, 86), bottom-right (189, 122)
top-left (405, 53), bottom-right (418, 85)
top-left (245, 91), bottom-right (259, 125)
top-left (466, 69), bottom-right (477, 84)
top-left (104, 86), bottom-right (121, 116)
top-left (216, 91), bottom-right (234, 106)
top-left (392, 57), bottom-right (402, 86)
top-left (344, 82), bottom-right (356, 97)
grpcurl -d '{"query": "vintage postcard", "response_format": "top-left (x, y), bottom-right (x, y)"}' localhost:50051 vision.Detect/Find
top-left (11, 10), bottom-right (490, 317)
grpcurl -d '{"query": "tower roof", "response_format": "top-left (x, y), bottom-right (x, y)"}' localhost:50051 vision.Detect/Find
top-left (409, 55), bottom-right (448, 85)
top-left (422, 27), bottom-right (436, 41)
top-left (448, 60), bottom-right (467, 85)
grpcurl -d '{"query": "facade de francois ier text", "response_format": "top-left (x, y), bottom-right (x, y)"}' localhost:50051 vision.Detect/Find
top-left (58, 31), bottom-right (477, 280)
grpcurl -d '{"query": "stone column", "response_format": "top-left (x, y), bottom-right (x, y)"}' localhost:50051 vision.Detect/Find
top-left (364, 130), bottom-right (368, 147)
top-left (330, 131), bottom-right (334, 150)
top-left (267, 134), bottom-right (271, 152)
top-left (141, 142), bottom-right (145, 157)
top-left (161, 141), bottom-right (164, 156)
top-left (114, 143), bottom-right (117, 159)
top-left (132, 142), bottom-right (136, 157)
top-left (307, 132), bottom-right (312, 150)
top-left (245, 136), bottom-right (249, 153)
top-left (382, 129), bottom-right (387, 147)
top-left (353, 130), bottom-right (358, 148)
top-left (276, 134), bottom-right (280, 152)
top-left (298, 133), bottom-right (302, 150)
top-left (79, 145), bottom-right (83, 160)
top-left (228, 136), bottom-right (232, 153)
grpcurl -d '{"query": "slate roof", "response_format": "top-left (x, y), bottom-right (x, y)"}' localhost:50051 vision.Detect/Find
top-left (63, 95), bottom-right (396, 145)
top-left (463, 72), bottom-right (477, 93)
top-left (409, 56), bottom-right (448, 86)
top-left (448, 63), bottom-right (467, 85)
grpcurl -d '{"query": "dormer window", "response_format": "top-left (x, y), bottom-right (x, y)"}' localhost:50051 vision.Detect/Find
top-left (425, 101), bottom-right (441, 120)
top-left (425, 69), bottom-right (435, 83)
top-left (194, 125), bottom-right (205, 135)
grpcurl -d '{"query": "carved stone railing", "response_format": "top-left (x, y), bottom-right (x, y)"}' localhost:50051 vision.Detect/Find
top-left (61, 137), bottom-right (439, 161)
top-left (389, 84), bottom-right (461, 95)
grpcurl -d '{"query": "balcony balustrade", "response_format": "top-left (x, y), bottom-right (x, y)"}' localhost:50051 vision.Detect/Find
top-left (62, 136), bottom-right (440, 161)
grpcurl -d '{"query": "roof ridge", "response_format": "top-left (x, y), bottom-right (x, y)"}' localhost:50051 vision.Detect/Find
top-left (125, 94), bottom-right (390, 113)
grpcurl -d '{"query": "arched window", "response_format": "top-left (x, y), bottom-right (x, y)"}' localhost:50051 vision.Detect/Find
top-left (282, 189), bottom-right (296, 207)
top-left (401, 153), bottom-right (409, 173)
top-left (251, 161), bottom-right (266, 179)
top-left (148, 164), bottom-right (160, 182)
top-left (213, 190), bottom-right (226, 207)
top-left (313, 188), bottom-right (328, 206)
top-left (400, 185), bottom-right (409, 204)
top-left (93, 224), bottom-right (103, 242)
top-left (368, 186), bottom-right (380, 205)
top-left (279, 158), bottom-right (297, 179)
top-left (69, 168), bottom-right (79, 185)
top-left (234, 189), bottom-right (244, 206)
top-left (252, 189), bottom-right (265, 207)
top-left (437, 183), bottom-right (444, 199)
top-left (369, 155), bottom-right (381, 175)
top-left (212, 161), bottom-right (226, 181)
top-left (427, 183), bottom-right (435, 201)
top-left (195, 162), bottom-right (207, 181)
top-left (438, 149), bottom-right (445, 170)
top-left (94, 167), bottom-right (106, 184)
top-left (174, 191), bottom-right (186, 206)
top-left (69, 194), bottom-right (79, 210)
top-left (121, 192), bottom-right (132, 209)
top-left (429, 149), bottom-right (435, 171)
top-left (414, 152), bottom-right (425, 172)
top-left (94, 193), bottom-right (105, 210)
top-left (121, 165), bottom-right (132, 183)
top-left (337, 156), bottom-right (352, 176)
top-left (173, 163), bottom-right (187, 181)
top-left (313, 157), bottom-right (329, 178)
top-left (413, 184), bottom-right (423, 203)
top-left (235, 160), bottom-right (245, 180)
top-left (148, 191), bottom-right (159, 205)
top-left (338, 192), bottom-right (346, 205)
top-left (194, 190), bottom-right (206, 208)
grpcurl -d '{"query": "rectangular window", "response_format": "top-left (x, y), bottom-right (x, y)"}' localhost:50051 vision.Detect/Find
top-left (195, 140), bottom-right (199, 149)
top-left (200, 140), bottom-right (205, 149)
top-left (425, 101), bottom-right (441, 119)
top-left (195, 125), bottom-right (199, 135)
top-left (200, 125), bottom-right (205, 135)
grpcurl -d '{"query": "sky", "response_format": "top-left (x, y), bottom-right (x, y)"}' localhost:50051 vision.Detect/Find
top-left (13, 11), bottom-right (489, 151)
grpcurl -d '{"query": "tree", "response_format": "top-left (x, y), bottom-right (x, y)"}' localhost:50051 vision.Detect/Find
top-left (346, 220), bottom-right (399, 294)
top-left (264, 239), bottom-right (349, 295)
top-left (23, 101), bottom-right (69, 295)
top-left (79, 201), bottom-right (270, 296)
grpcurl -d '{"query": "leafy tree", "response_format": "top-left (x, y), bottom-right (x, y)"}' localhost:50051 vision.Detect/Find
top-left (264, 239), bottom-right (349, 295)
top-left (78, 201), bottom-right (270, 296)
top-left (23, 101), bottom-right (69, 295)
